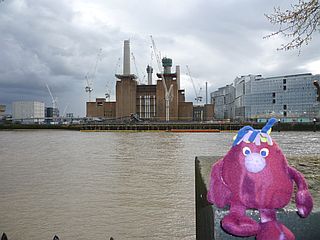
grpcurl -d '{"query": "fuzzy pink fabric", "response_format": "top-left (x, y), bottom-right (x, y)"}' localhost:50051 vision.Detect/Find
top-left (207, 134), bottom-right (313, 239)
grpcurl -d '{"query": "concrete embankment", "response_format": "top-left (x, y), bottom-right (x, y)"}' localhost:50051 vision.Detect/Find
top-left (195, 155), bottom-right (320, 240)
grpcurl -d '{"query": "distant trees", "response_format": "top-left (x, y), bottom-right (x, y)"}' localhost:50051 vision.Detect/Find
top-left (265, 0), bottom-right (320, 50)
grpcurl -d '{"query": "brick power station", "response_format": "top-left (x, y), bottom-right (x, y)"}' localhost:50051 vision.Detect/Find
top-left (86, 40), bottom-right (213, 122)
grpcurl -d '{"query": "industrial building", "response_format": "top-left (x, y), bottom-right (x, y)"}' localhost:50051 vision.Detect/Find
top-left (211, 73), bottom-right (320, 122)
top-left (0, 104), bottom-right (5, 119)
top-left (86, 40), bottom-right (214, 122)
top-left (12, 101), bottom-right (45, 123)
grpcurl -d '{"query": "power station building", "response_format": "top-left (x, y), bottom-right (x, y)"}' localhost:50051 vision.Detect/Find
top-left (0, 104), bottom-right (6, 120)
top-left (86, 40), bottom-right (214, 121)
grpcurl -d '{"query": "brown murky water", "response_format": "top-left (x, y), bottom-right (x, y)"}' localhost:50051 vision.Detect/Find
top-left (0, 130), bottom-right (319, 239)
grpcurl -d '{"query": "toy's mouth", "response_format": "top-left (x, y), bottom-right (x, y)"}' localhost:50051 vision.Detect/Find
top-left (245, 153), bottom-right (266, 173)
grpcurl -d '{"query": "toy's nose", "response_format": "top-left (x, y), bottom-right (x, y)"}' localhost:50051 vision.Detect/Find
top-left (245, 153), bottom-right (266, 173)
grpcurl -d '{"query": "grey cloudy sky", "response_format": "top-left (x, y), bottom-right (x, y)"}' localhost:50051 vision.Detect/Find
top-left (1, 0), bottom-right (320, 116)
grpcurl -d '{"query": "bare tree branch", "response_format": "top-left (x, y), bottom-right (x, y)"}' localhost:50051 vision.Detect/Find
top-left (264, 0), bottom-right (320, 51)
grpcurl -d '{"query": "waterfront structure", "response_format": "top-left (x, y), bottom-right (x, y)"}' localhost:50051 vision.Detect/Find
top-left (211, 73), bottom-right (320, 122)
top-left (245, 73), bottom-right (319, 122)
top-left (45, 107), bottom-right (59, 122)
top-left (0, 104), bottom-right (5, 119)
top-left (86, 98), bottom-right (116, 119)
top-left (86, 40), bottom-right (214, 121)
top-left (193, 104), bottom-right (214, 122)
top-left (12, 101), bottom-right (45, 123)
top-left (211, 84), bottom-right (235, 120)
top-left (234, 74), bottom-right (261, 121)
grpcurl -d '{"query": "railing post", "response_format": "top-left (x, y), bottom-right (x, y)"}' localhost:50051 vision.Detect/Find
top-left (1, 233), bottom-right (8, 240)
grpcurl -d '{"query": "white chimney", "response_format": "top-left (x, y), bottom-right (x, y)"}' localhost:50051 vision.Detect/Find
top-left (146, 65), bottom-right (153, 85)
top-left (123, 40), bottom-right (130, 75)
top-left (176, 65), bottom-right (180, 90)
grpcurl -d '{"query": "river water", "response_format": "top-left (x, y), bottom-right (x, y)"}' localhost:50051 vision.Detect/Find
top-left (0, 130), bottom-right (319, 240)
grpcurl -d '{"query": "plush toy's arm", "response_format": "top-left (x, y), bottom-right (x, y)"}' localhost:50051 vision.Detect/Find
top-left (207, 160), bottom-right (231, 208)
top-left (288, 166), bottom-right (313, 217)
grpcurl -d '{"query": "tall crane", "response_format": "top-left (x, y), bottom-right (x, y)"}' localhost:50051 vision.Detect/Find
top-left (104, 57), bottom-right (121, 102)
top-left (131, 52), bottom-right (146, 84)
top-left (150, 35), bottom-right (173, 122)
top-left (45, 83), bottom-right (57, 110)
top-left (186, 65), bottom-right (203, 103)
top-left (45, 82), bottom-right (58, 121)
top-left (85, 48), bottom-right (103, 102)
top-left (62, 104), bottom-right (69, 117)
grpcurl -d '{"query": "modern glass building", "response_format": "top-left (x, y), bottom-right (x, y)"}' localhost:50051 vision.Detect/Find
top-left (245, 73), bottom-right (319, 122)
top-left (211, 84), bottom-right (235, 120)
top-left (234, 74), bottom-right (261, 121)
top-left (211, 73), bottom-right (320, 122)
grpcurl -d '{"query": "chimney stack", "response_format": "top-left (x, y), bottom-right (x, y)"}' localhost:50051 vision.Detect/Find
top-left (123, 40), bottom-right (130, 75)
top-left (162, 57), bottom-right (172, 74)
top-left (146, 65), bottom-right (153, 85)
top-left (176, 65), bottom-right (180, 90)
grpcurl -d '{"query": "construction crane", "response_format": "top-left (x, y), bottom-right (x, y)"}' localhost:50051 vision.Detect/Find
top-left (105, 88), bottom-right (111, 101)
top-left (104, 57), bottom-right (121, 102)
top-left (62, 104), bottom-right (69, 117)
top-left (150, 35), bottom-right (173, 122)
top-left (131, 52), bottom-right (146, 84)
top-left (85, 74), bottom-right (93, 102)
top-left (85, 48), bottom-right (103, 102)
top-left (186, 65), bottom-right (203, 103)
top-left (45, 82), bottom-right (58, 122)
top-left (45, 82), bottom-right (57, 110)
top-left (114, 57), bottom-right (121, 75)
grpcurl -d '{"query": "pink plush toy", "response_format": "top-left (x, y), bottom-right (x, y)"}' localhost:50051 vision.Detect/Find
top-left (207, 118), bottom-right (313, 240)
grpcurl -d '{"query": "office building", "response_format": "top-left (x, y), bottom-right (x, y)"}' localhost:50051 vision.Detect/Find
top-left (211, 73), bottom-right (320, 122)
top-left (245, 73), bottom-right (319, 122)
top-left (211, 84), bottom-right (235, 120)
top-left (12, 101), bottom-right (45, 123)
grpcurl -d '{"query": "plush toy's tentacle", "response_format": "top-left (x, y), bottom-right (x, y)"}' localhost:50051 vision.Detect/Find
top-left (256, 221), bottom-right (295, 240)
top-left (207, 160), bottom-right (231, 208)
top-left (221, 201), bottom-right (260, 237)
top-left (261, 118), bottom-right (277, 133)
top-left (288, 166), bottom-right (313, 217)
top-left (259, 209), bottom-right (276, 223)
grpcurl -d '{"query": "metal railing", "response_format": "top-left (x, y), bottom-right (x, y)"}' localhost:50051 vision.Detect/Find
top-left (1, 233), bottom-right (114, 240)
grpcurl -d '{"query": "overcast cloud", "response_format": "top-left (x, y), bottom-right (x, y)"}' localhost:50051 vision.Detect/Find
top-left (1, 0), bottom-right (320, 116)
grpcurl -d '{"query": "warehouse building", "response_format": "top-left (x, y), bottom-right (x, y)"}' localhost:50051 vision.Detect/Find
top-left (12, 101), bottom-right (45, 123)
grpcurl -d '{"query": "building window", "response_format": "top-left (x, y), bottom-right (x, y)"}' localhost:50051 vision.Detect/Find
top-left (273, 99), bottom-right (276, 104)
top-left (272, 92), bottom-right (276, 97)
top-left (283, 79), bottom-right (286, 84)
top-left (283, 104), bottom-right (287, 110)
top-left (284, 111), bottom-right (287, 117)
top-left (283, 85), bottom-right (286, 91)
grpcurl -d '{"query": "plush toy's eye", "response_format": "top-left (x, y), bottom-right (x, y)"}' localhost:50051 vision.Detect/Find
top-left (260, 148), bottom-right (269, 157)
top-left (242, 147), bottom-right (251, 156)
